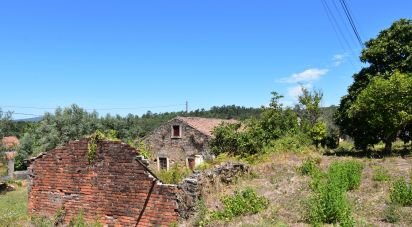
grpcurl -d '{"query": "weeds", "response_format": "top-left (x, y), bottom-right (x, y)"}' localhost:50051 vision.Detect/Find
top-left (211, 188), bottom-right (269, 221)
top-left (298, 157), bottom-right (321, 176)
top-left (305, 160), bottom-right (363, 226)
top-left (384, 203), bottom-right (400, 223)
top-left (390, 177), bottom-right (412, 206)
top-left (157, 164), bottom-right (192, 184)
top-left (372, 166), bottom-right (390, 182)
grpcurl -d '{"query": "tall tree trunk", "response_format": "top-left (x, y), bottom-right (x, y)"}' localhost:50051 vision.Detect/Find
top-left (384, 141), bottom-right (392, 155)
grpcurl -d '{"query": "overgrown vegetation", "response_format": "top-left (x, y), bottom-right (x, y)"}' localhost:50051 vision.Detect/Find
top-left (305, 160), bottom-right (363, 226)
top-left (211, 188), bottom-right (269, 221)
top-left (372, 166), bottom-right (390, 182)
top-left (390, 177), bottom-right (412, 206)
top-left (211, 90), bottom-right (334, 158)
top-left (156, 164), bottom-right (192, 184)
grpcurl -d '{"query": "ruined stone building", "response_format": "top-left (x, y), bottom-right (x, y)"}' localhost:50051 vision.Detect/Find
top-left (144, 116), bottom-right (237, 171)
top-left (28, 139), bottom-right (179, 226)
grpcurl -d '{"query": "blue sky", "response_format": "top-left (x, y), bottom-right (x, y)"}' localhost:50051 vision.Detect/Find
top-left (0, 1), bottom-right (411, 119)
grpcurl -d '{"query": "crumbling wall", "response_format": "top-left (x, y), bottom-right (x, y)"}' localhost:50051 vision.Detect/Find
top-left (176, 162), bottom-right (249, 218)
top-left (28, 139), bottom-right (179, 227)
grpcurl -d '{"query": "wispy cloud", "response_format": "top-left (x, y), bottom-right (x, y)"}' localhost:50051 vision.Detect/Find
top-left (332, 54), bottom-right (347, 67)
top-left (278, 68), bottom-right (328, 84)
top-left (287, 83), bottom-right (313, 100)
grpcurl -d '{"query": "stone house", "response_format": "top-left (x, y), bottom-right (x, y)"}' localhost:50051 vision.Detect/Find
top-left (144, 116), bottom-right (237, 171)
top-left (28, 139), bottom-right (179, 226)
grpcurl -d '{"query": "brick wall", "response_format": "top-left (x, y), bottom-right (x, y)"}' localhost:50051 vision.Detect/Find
top-left (28, 139), bottom-right (179, 226)
top-left (144, 118), bottom-right (211, 170)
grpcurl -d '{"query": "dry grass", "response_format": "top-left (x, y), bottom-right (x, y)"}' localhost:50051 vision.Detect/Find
top-left (187, 153), bottom-right (412, 227)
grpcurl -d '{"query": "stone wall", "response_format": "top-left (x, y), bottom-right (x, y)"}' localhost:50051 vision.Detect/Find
top-left (28, 139), bottom-right (179, 227)
top-left (176, 162), bottom-right (250, 218)
top-left (144, 118), bottom-right (211, 170)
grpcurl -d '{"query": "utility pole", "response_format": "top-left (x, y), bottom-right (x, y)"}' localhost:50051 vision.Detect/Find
top-left (185, 101), bottom-right (188, 113)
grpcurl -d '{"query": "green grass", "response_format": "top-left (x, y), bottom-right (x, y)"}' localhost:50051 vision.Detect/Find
top-left (372, 166), bottom-right (391, 182)
top-left (0, 186), bottom-right (29, 226)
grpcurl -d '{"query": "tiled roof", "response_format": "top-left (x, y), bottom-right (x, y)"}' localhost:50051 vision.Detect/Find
top-left (175, 116), bottom-right (238, 137)
top-left (1, 136), bottom-right (19, 149)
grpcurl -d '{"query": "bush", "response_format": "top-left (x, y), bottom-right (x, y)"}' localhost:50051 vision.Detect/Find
top-left (372, 166), bottom-right (390, 182)
top-left (306, 184), bottom-right (353, 226)
top-left (390, 178), bottom-right (412, 206)
top-left (299, 157), bottom-right (321, 176)
top-left (156, 164), bottom-right (192, 184)
top-left (305, 160), bottom-right (363, 226)
top-left (211, 188), bottom-right (269, 221)
top-left (328, 160), bottom-right (363, 191)
top-left (265, 133), bottom-right (312, 153)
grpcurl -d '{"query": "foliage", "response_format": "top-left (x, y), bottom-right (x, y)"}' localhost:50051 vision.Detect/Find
top-left (128, 140), bottom-right (152, 159)
top-left (299, 157), bottom-right (321, 176)
top-left (263, 133), bottom-right (312, 154)
top-left (348, 72), bottom-right (412, 152)
top-left (156, 164), bottom-right (192, 184)
top-left (211, 92), bottom-right (301, 157)
top-left (310, 121), bottom-right (327, 148)
top-left (210, 122), bottom-right (243, 155)
top-left (297, 87), bottom-right (323, 129)
top-left (0, 108), bottom-right (15, 138)
top-left (211, 188), bottom-right (269, 221)
top-left (390, 177), bottom-right (412, 206)
top-left (305, 160), bottom-right (363, 226)
top-left (372, 166), bottom-right (390, 182)
top-left (336, 19), bottom-right (412, 151)
top-left (328, 160), bottom-right (364, 191)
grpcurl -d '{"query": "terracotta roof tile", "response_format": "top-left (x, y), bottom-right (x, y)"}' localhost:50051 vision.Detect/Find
top-left (175, 116), bottom-right (238, 137)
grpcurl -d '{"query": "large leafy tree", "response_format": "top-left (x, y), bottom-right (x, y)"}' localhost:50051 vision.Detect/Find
top-left (348, 72), bottom-right (412, 152)
top-left (336, 19), bottom-right (412, 151)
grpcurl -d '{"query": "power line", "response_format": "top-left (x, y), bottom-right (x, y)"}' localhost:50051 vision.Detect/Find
top-left (320, 0), bottom-right (360, 69)
top-left (339, 0), bottom-right (364, 48)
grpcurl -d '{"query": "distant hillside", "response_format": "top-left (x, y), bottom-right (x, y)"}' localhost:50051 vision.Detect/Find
top-left (13, 116), bottom-right (43, 122)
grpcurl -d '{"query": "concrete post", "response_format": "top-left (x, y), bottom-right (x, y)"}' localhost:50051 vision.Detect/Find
top-left (5, 151), bottom-right (17, 179)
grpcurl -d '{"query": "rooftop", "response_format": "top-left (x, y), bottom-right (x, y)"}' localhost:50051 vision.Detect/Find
top-left (175, 116), bottom-right (238, 137)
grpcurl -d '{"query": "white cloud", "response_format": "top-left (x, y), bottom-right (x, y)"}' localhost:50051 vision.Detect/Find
top-left (287, 84), bottom-right (313, 100)
top-left (278, 68), bottom-right (328, 83)
top-left (332, 54), bottom-right (347, 67)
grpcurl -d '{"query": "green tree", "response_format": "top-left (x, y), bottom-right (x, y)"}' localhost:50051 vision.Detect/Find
top-left (310, 121), bottom-right (327, 148)
top-left (0, 108), bottom-right (15, 138)
top-left (336, 19), bottom-right (412, 150)
top-left (348, 72), bottom-right (412, 153)
top-left (297, 87), bottom-right (323, 129)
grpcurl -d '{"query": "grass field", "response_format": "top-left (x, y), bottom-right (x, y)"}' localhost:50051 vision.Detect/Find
top-left (0, 184), bottom-right (29, 226)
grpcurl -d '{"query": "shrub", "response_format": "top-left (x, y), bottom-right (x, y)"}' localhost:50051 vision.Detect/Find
top-left (265, 133), bottom-right (312, 153)
top-left (156, 164), bottom-right (192, 184)
top-left (211, 188), bottom-right (269, 221)
top-left (390, 177), bottom-right (412, 206)
top-left (299, 157), bottom-right (321, 176)
top-left (372, 166), bottom-right (390, 182)
top-left (328, 160), bottom-right (363, 191)
top-left (305, 160), bottom-right (363, 226)
top-left (306, 184), bottom-right (354, 226)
